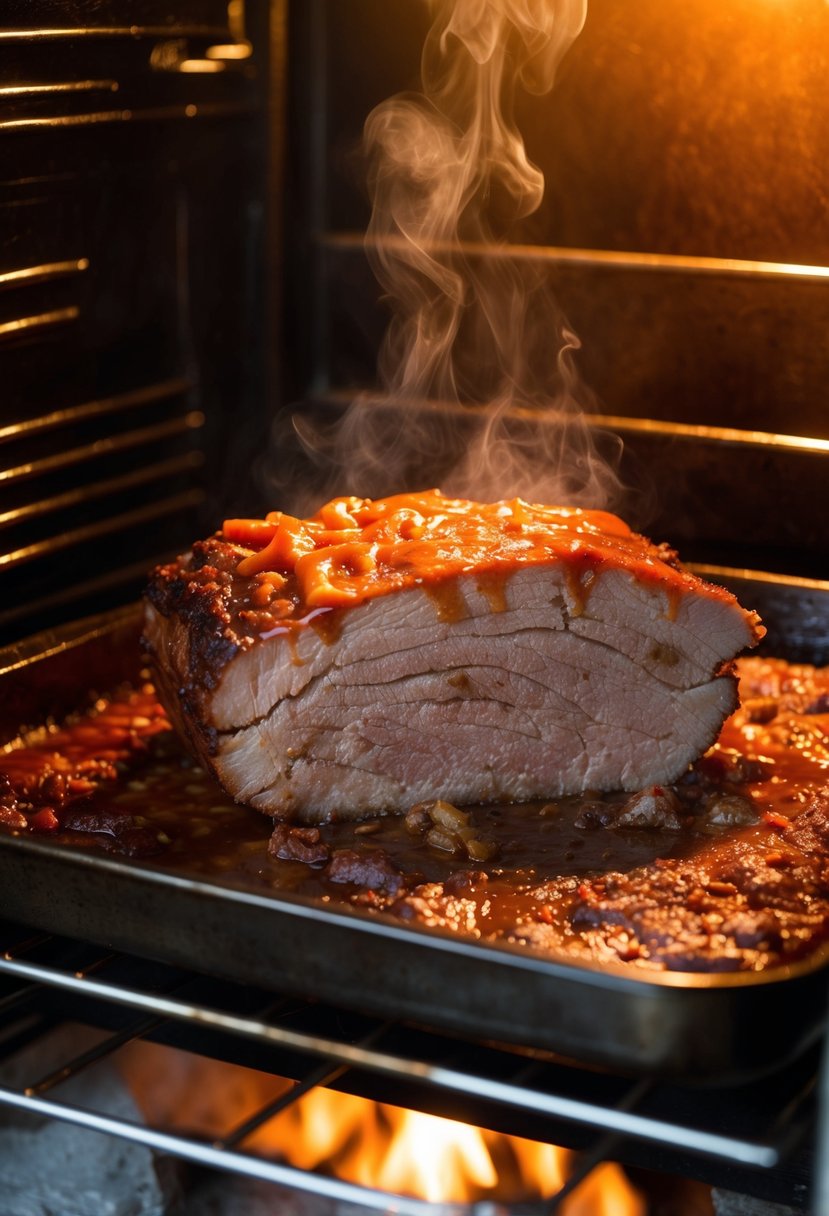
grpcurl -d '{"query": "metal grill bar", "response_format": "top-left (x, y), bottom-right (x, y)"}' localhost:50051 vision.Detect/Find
top-left (216, 1048), bottom-right (371, 1150)
top-left (583, 414), bottom-right (829, 457)
top-left (0, 83), bottom-right (118, 98)
top-left (0, 922), bottom-right (821, 1213)
top-left (0, 412), bottom-right (204, 486)
top-left (0, 378), bottom-right (192, 445)
top-left (688, 565), bottom-right (829, 594)
top-left (0, 451), bottom-right (205, 529)
top-left (0, 489), bottom-right (205, 570)
top-left (0, 947), bottom-right (791, 1169)
top-left (0, 102), bottom-right (258, 133)
top-left (0, 307), bottom-right (79, 339)
top-left (544, 1079), bottom-right (651, 1215)
top-left (3, 933), bottom-right (51, 957)
top-left (25, 1015), bottom-right (164, 1095)
top-left (73, 953), bottom-right (118, 980)
top-left (0, 1085), bottom-right (506, 1216)
top-left (0, 27), bottom-right (232, 42)
top-left (322, 231), bottom-right (829, 282)
top-left (0, 259), bottom-right (89, 289)
top-left (217, 1061), bottom-right (345, 1150)
top-left (314, 387), bottom-right (829, 459)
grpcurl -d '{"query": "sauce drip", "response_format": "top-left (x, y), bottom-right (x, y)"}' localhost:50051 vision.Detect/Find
top-left (425, 580), bottom-right (468, 623)
top-left (476, 572), bottom-right (509, 614)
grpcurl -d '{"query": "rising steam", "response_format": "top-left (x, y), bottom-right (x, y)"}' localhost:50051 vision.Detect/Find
top-left (290, 0), bottom-right (625, 511)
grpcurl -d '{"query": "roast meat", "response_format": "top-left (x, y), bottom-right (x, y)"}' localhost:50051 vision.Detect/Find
top-left (143, 491), bottom-right (763, 822)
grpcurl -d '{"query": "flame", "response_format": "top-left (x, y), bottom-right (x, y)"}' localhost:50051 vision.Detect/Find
top-left (389, 1113), bottom-right (495, 1199)
top-left (276, 1094), bottom-right (644, 1214)
top-left (120, 1043), bottom-right (644, 1213)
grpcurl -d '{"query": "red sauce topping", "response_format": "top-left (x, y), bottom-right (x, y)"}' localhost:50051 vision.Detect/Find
top-left (222, 489), bottom-right (728, 615)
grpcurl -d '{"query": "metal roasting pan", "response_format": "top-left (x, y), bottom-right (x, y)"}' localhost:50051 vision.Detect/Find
top-left (1, 578), bottom-right (829, 1084)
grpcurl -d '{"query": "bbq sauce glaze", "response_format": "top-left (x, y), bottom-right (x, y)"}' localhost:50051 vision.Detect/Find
top-left (220, 489), bottom-right (750, 621)
top-left (1, 657), bottom-right (828, 975)
top-left (148, 489), bottom-right (759, 680)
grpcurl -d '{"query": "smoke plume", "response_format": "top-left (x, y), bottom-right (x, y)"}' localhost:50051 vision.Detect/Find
top-left (291, 0), bottom-right (625, 511)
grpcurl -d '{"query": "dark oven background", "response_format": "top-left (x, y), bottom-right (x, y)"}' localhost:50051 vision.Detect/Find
top-left (2, 0), bottom-right (828, 648)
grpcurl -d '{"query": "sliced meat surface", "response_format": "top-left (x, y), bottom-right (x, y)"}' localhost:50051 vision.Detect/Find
top-left (143, 491), bottom-right (763, 822)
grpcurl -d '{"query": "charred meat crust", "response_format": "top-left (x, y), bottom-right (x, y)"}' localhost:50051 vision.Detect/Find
top-left (144, 539), bottom-right (247, 688)
top-left (142, 634), bottom-right (220, 760)
top-left (144, 537), bottom-right (292, 758)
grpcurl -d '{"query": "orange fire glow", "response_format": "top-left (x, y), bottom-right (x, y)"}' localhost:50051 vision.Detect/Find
top-left (120, 1044), bottom-right (644, 1214)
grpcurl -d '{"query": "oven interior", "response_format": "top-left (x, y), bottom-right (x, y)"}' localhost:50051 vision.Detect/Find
top-left (2, 1), bottom-right (829, 1212)
top-left (4, 0), bottom-right (829, 648)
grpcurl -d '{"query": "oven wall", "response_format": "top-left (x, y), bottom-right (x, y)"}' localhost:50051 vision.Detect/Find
top-left (285, 0), bottom-right (829, 580)
top-left (0, 1), bottom-right (278, 646)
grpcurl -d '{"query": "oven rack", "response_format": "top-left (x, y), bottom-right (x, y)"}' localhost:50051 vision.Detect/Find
top-left (0, 919), bottom-right (823, 1213)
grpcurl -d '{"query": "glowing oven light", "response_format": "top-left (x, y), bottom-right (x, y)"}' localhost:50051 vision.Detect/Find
top-left (177, 59), bottom-right (226, 74)
top-left (206, 42), bottom-right (253, 60)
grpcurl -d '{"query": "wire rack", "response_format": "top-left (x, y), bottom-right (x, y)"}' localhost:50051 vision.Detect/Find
top-left (0, 917), bottom-right (822, 1214)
